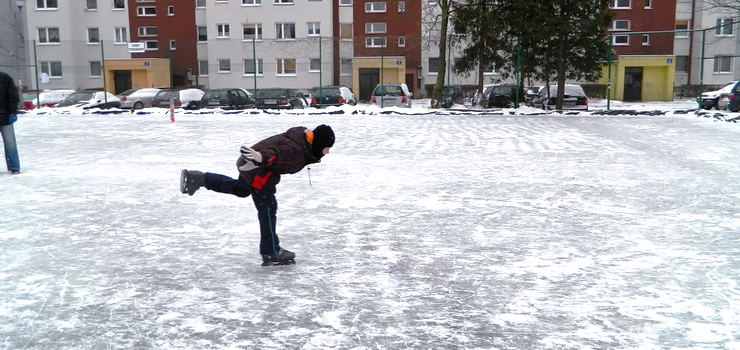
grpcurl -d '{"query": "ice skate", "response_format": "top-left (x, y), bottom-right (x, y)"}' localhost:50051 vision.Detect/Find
top-left (261, 248), bottom-right (296, 266)
top-left (180, 169), bottom-right (204, 196)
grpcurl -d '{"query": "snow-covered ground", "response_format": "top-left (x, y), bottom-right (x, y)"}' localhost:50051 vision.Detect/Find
top-left (2, 101), bottom-right (740, 349)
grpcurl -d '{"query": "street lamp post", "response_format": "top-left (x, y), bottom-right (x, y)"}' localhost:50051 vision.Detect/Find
top-left (14, 0), bottom-right (26, 89)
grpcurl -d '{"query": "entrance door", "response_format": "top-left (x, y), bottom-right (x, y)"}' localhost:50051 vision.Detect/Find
top-left (113, 70), bottom-right (132, 94)
top-left (359, 68), bottom-right (379, 102)
top-left (624, 67), bottom-right (643, 102)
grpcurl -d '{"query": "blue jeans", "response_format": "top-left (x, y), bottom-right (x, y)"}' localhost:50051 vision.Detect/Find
top-left (203, 172), bottom-right (280, 255)
top-left (0, 123), bottom-right (20, 172)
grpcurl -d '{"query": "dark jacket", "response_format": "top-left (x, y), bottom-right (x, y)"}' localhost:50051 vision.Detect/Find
top-left (236, 126), bottom-right (321, 191)
top-left (0, 71), bottom-right (20, 125)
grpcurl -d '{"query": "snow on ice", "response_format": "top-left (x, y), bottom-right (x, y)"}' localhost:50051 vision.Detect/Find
top-left (1, 99), bottom-right (740, 349)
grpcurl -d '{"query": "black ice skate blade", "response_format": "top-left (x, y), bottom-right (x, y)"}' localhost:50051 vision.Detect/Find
top-left (261, 259), bottom-right (296, 267)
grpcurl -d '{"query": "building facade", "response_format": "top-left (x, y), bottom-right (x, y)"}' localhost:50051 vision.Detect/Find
top-left (8, 0), bottom-right (740, 100)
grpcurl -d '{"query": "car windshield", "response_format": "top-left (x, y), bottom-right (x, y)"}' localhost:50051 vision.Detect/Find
top-left (374, 85), bottom-right (404, 96)
top-left (314, 88), bottom-right (341, 97)
top-left (203, 90), bottom-right (229, 99)
top-left (156, 91), bottom-right (176, 100)
top-left (492, 86), bottom-right (514, 95)
top-left (66, 92), bottom-right (95, 102)
top-left (23, 93), bottom-right (38, 101)
top-left (255, 89), bottom-right (285, 98)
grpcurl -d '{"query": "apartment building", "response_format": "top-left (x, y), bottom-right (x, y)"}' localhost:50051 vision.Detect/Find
top-left (9, 0), bottom-right (739, 99)
top-left (604, 0), bottom-right (678, 101)
top-left (675, 0), bottom-right (740, 90)
top-left (0, 0), bottom-right (29, 88)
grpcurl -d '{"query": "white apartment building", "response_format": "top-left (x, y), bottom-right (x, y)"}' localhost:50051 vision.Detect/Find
top-left (675, 0), bottom-right (740, 88)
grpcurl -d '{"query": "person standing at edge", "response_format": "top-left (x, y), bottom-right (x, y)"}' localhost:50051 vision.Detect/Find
top-left (180, 124), bottom-right (335, 266)
top-left (0, 71), bottom-right (20, 174)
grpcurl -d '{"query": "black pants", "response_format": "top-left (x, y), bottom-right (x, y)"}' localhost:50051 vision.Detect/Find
top-left (204, 172), bottom-right (280, 255)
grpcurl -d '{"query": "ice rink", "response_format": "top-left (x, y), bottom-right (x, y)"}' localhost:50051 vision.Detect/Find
top-left (1, 107), bottom-right (739, 349)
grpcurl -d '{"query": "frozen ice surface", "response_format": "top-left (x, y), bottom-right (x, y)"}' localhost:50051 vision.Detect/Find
top-left (1, 102), bottom-right (740, 349)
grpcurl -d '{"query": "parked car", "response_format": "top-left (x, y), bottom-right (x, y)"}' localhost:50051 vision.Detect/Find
top-left (480, 85), bottom-right (525, 108)
top-left (700, 81), bottom-right (737, 110)
top-left (726, 81), bottom-right (740, 112)
top-left (21, 89), bottom-right (76, 109)
top-left (116, 88), bottom-right (138, 100)
top-left (253, 88), bottom-right (305, 109)
top-left (524, 86), bottom-right (542, 103)
top-left (440, 85), bottom-right (464, 108)
top-left (310, 86), bottom-right (356, 108)
top-left (198, 88), bottom-right (254, 109)
top-left (530, 84), bottom-right (588, 111)
top-left (54, 90), bottom-right (121, 109)
top-left (119, 88), bottom-right (161, 110)
top-left (370, 83), bottom-right (413, 108)
top-left (151, 88), bottom-right (204, 109)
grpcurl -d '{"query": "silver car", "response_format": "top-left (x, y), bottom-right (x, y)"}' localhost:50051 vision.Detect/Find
top-left (370, 83), bottom-right (413, 108)
top-left (120, 88), bottom-right (161, 110)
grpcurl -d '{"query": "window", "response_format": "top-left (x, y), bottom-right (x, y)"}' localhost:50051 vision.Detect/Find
top-left (113, 0), bottom-right (125, 9)
top-left (612, 35), bottom-right (628, 45)
top-left (36, 0), bottom-right (58, 9)
top-left (365, 1), bottom-right (386, 12)
top-left (40, 61), bottom-right (63, 77)
top-left (243, 24), bottom-right (263, 40)
top-left (675, 56), bottom-right (688, 73)
top-left (199, 60), bottom-right (209, 75)
top-left (38, 27), bottom-right (60, 44)
top-left (244, 58), bottom-right (264, 75)
top-left (398, 1), bottom-right (405, 12)
top-left (309, 58), bottom-right (321, 71)
top-left (274, 0), bottom-right (294, 4)
top-left (644, 0), bottom-right (651, 8)
top-left (716, 18), bottom-right (734, 36)
top-left (365, 23), bottom-right (386, 34)
top-left (137, 6), bottom-right (156, 16)
top-left (168, 6), bottom-right (174, 15)
top-left (340, 23), bottom-right (352, 39)
top-left (276, 23), bottom-right (296, 40)
top-left (217, 24), bottom-right (230, 38)
top-left (114, 27), bottom-right (128, 43)
top-left (169, 40), bottom-right (176, 50)
top-left (276, 58), bottom-right (297, 75)
top-left (675, 21), bottom-right (689, 38)
top-left (144, 40), bottom-right (158, 50)
top-left (365, 37), bottom-right (386, 48)
top-left (87, 28), bottom-right (100, 43)
top-left (86, 0), bottom-right (98, 10)
top-left (242, 0), bottom-right (262, 4)
top-left (339, 0), bottom-right (351, 5)
top-left (642, 34), bottom-right (650, 46)
top-left (428, 57), bottom-right (439, 73)
top-left (218, 59), bottom-right (231, 72)
top-left (340, 58), bottom-right (351, 75)
top-left (197, 26), bottom-right (208, 42)
top-left (714, 55), bottom-right (732, 73)
top-left (196, 0), bottom-right (206, 7)
top-left (308, 22), bottom-right (320, 36)
top-left (609, 0), bottom-right (629, 8)
top-left (138, 26), bottom-right (158, 37)
top-left (365, 23), bottom-right (387, 34)
top-left (90, 61), bottom-right (102, 77)
top-left (398, 36), bottom-right (405, 47)
top-left (611, 20), bottom-right (629, 31)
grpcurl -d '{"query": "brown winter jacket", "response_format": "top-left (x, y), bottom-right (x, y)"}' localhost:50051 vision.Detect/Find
top-left (235, 126), bottom-right (321, 191)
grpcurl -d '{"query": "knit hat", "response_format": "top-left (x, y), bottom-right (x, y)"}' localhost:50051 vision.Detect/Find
top-left (312, 124), bottom-right (335, 159)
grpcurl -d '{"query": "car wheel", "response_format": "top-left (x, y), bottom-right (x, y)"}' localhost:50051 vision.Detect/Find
top-left (712, 99), bottom-right (721, 110)
top-left (731, 103), bottom-right (740, 113)
top-left (133, 102), bottom-right (144, 110)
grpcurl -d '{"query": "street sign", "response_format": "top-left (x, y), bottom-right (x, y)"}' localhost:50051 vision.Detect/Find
top-left (128, 42), bottom-right (145, 53)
